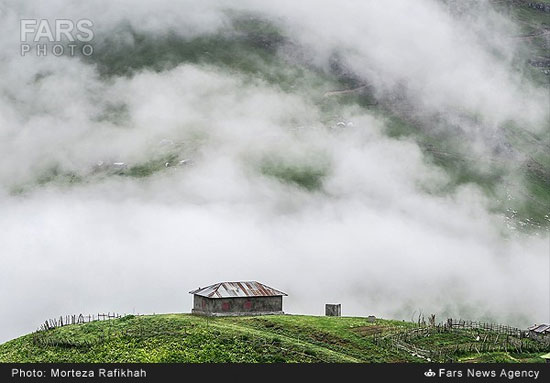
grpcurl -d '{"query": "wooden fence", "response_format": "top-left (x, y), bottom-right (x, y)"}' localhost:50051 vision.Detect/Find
top-left (371, 318), bottom-right (549, 362)
top-left (444, 318), bottom-right (526, 338)
top-left (38, 312), bottom-right (123, 332)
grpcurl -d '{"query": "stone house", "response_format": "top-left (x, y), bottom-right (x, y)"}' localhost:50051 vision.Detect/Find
top-left (190, 281), bottom-right (287, 316)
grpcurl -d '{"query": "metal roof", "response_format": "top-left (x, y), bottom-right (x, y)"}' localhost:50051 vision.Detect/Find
top-left (189, 281), bottom-right (287, 299)
top-left (528, 324), bottom-right (550, 334)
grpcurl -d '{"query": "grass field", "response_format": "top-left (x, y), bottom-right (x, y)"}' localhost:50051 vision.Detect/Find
top-left (1, 314), bottom-right (548, 363)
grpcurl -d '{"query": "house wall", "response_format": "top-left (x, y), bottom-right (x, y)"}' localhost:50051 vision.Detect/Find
top-left (192, 295), bottom-right (283, 316)
top-left (529, 330), bottom-right (550, 340)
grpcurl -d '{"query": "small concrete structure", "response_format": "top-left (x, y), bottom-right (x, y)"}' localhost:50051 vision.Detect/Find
top-left (367, 315), bottom-right (376, 323)
top-left (325, 304), bottom-right (341, 317)
top-left (190, 281), bottom-right (287, 317)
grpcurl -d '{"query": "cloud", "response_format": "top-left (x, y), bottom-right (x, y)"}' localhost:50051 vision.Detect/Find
top-left (0, 0), bottom-right (547, 342)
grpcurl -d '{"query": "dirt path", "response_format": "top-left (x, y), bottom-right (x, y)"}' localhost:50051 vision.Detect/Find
top-left (323, 85), bottom-right (368, 97)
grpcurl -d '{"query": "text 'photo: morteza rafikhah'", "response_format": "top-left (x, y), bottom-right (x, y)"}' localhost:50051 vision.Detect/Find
top-left (1, 1), bottom-right (550, 382)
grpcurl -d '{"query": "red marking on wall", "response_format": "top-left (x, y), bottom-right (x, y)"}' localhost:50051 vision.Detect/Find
top-left (222, 302), bottom-right (230, 311)
top-left (244, 301), bottom-right (252, 310)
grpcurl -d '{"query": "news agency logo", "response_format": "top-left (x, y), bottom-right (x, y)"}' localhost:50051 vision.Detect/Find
top-left (424, 369), bottom-right (436, 378)
top-left (20, 19), bottom-right (94, 57)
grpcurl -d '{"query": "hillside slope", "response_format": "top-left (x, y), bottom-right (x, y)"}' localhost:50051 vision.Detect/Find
top-left (9, 2), bottom-right (550, 233)
top-left (0, 314), bottom-right (548, 363)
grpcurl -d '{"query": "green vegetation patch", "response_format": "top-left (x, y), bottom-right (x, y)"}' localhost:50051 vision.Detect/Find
top-left (259, 152), bottom-right (331, 191)
top-left (2, 314), bottom-right (545, 363)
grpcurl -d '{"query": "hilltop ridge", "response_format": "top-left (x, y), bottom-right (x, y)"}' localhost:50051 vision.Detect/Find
top-left (1, 314), bottom-right (548, 363)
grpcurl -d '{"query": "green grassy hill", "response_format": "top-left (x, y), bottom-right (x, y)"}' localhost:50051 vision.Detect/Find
top-left (0, 314), bottom-right (548, 363)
